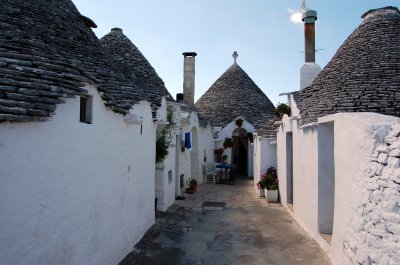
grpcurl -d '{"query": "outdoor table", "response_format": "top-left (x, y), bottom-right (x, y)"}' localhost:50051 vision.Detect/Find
top-left (215, 163), bottom-right (236, 184)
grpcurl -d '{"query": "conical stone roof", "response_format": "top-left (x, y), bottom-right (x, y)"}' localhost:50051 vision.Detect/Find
top-left (297, 6), bottom-right (400, 125)
top-left (195, 59), bottom-right (277, 135)
top-left (0, 0), bottom-right (144, 123)
top-left (100, 28), bottom-right (174, 108)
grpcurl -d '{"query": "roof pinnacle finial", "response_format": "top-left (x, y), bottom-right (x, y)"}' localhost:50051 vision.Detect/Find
top-left (232, 51), bottom-right (238, 64)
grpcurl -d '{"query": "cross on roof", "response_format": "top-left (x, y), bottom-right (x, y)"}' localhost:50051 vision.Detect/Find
top-left (232, 51), bottom-right (238, 64)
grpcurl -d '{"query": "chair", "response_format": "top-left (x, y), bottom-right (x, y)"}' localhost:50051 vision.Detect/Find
top-left (203, 162), bottom-right (217, 183)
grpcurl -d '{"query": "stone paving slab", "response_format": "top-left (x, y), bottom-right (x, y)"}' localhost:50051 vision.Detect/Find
top-left (119, 179), bottom-right (330, 265)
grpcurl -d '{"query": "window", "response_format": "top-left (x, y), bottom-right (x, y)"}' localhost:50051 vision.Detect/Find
top-left (80, 96), bottom-right (93, 124)
top-left (168, 170), bottom-right (173, 184)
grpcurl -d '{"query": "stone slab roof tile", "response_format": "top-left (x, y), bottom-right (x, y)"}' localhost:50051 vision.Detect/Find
top-left (0, 0), bottom-right (144, 123)
top-left (195, 62), bottom-right (276, 133)
top-left (298, 7), bottom-right (400, 125)
top-left (100, 28), bottom-right (174, 107)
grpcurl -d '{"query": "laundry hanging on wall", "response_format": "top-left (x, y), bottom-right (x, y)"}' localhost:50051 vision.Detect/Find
top-left (184, 132), bottom-right (191, 149)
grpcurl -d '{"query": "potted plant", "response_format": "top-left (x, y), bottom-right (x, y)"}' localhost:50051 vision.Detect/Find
top-left (214, 147), bottom-right (224, 162)
top-left (190, 179), bottom-right (197, 192)
top-left (185, 178), bottom-right (195, 194)
top-left (155, 111), bottom-right (175, 165)
top-left (223, 137), bottom-right (233, 149)
top-left (257, 176), bottom-right (266, 197)
top-left (222, 154), bottom-right (228, 162)
top-left (247, 132), bottom-right (254, 143)
top-left (260, 167), bottom-right (279, 202)
top-left (275, 103), bottom-right (291, 120)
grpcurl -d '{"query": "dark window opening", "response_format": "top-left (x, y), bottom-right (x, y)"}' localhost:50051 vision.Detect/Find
top-left (80, 96), bottom-right (93, 124)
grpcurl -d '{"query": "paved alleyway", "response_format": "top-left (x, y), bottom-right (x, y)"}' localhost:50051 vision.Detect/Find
top-left (119, 179), bottom-right (330, 265)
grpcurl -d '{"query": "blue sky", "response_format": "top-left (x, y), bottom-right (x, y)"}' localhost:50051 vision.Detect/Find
top-left (72, 0), bottom-right (398, 105)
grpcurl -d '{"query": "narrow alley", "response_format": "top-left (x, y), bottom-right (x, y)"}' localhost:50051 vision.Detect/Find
top-left (119, 179), bottom-right (330, 265)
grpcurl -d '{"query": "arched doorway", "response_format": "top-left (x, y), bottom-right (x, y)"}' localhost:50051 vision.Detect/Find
top-left (190, 127), bottom-right (200, 181)
top-left (232, 126), bottom-right (248, 177)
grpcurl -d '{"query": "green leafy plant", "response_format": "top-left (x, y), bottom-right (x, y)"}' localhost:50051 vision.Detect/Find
top-left (275, 103), bottom-right (291, 119)
top-left (155, 111), bottom-right (174, 163)
top-left (190, 179), bottom-right (197, 189)
top-left (185, 177), bottom-right (192, 188)
top-left (257, 166), bottom-right (279, 190)
top-left (223, 137), bottom-right (233, 148)
top-left (247, 132), bottom-right (254, 143)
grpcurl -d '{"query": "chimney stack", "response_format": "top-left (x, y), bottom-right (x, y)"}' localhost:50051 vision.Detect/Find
top-left (182, 52), bottom-right (197, 105)
top-left (300, 6), bottom-right (321, 90)
top-left (302, 9), bottom-right (317, 63)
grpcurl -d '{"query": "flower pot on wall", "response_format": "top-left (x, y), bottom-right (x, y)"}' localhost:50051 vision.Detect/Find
top-left (265, 189), bottom-right (278, 202)
top-left (155, 161), bottom-right (164, 170)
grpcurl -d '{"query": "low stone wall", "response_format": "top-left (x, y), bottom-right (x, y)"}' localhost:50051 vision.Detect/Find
top-left (344, 120), bottom-right (400, 264)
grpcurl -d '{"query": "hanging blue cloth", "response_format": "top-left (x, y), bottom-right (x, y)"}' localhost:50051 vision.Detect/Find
top-left (185, 132), bottom-right (191, 149)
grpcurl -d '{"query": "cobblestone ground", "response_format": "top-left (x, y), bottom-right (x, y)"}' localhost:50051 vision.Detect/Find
top-left (119, 178), bottom-right (330, 265)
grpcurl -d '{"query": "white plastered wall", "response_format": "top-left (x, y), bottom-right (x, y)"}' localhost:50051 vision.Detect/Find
top-left (198, 124), bottom-right (215, 182)
top-left (179, 111), bottom-right (214, 186)
top-left (0, 84), bottom-right (155, 265)
top-left (154, 99), bottom-right (177, 212)
top-left (321, 113), bottom-right (398, 265)
top-left (277, 110), bottom-right (399, 264)
top-left (253, 134), bottom-right (277, 191)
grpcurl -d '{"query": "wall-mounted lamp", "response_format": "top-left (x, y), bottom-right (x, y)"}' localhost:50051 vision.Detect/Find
top-left (212, 127), bottom-right (222, 140)
top-left (213, 132), bottom-right (219, 139)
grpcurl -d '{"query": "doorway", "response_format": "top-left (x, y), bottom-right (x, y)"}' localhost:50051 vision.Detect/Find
top-left (232, 127), bottom-right (248, 176)
top-left (286, 132), bottom-right (293, 206)
top-left (190, 127), bottom-right (200, 181)
top-left (318, 122), bottom-right (335, 243)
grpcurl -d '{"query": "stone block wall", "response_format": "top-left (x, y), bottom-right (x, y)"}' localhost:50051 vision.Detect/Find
top-left (343, 120), bottom-right (400, 265)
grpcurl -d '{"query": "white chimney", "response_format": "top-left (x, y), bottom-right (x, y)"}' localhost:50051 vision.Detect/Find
top-left (182, 52), bottom-right (197, 105)
top-left (300, 7), bottom-right (321, 90)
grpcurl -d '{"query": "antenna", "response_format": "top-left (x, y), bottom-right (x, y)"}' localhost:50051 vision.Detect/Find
top-left (301, 0), bottom-right (307, 12)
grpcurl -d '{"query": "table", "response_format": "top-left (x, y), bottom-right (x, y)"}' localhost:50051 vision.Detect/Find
top-left (215, 163), bottom-right (236, 184)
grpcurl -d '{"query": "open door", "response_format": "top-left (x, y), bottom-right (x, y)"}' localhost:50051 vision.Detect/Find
top-left (232, 127), bottom-right (248, 176)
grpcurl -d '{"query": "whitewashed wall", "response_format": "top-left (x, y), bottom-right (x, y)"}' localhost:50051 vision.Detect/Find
top-left (198, 124), bottom-right (215, 182)
top-left (288, 93), bottom-right (300, 117)
top-left (155, 144), bottom-right (176, 211)
top-left (292, 124), bottom-right (319, 240)
top-left (179, 113), bottom-right (197, 186)
top-left (327, 113), bottom-right (398, 265)
top-left (179, 111), bottom-right (214, 185)
top-left (154, 100), bottom-right (177, 212)
top-left (277, 111), bottom-right (399, 264)
top-left (253, 134), bottom-right (277, 191)
top-left (0, 85), bottom-right (156, 265)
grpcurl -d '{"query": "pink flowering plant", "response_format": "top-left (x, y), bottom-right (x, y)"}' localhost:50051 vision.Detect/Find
top-left (257, 166), bottom-right (279, 190)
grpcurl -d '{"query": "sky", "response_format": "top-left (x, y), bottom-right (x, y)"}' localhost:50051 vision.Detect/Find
top-left (72, 0), bottom-right (398, 106)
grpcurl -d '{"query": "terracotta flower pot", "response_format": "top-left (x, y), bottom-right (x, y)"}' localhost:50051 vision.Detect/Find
top-left (186, 188), bottom-right (195, 194)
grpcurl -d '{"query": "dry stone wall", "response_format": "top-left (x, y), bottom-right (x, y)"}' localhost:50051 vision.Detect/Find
top-left (344, 120), bottom-right (400, 265)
